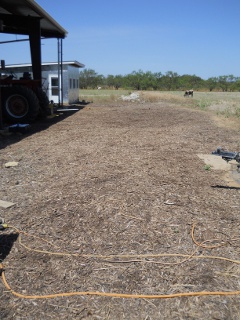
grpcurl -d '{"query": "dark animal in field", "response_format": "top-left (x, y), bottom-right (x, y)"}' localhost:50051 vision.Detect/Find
top-left (184, 90), bottom-right (193, 97)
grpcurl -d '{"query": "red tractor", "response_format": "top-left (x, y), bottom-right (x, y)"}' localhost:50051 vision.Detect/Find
top-left (0, 71), bottom-right (49, 123)
top-left (0, 0), bottom-right (67, 125)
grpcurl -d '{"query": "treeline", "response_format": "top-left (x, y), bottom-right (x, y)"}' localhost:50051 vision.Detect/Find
top-left (79, 69), bottom-right (240, 92)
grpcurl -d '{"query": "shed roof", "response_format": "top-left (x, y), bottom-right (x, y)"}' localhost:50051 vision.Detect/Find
top-left (0, 0), bottom-right (67, 38)
top-left (5, 61), bottom-right (85, 69)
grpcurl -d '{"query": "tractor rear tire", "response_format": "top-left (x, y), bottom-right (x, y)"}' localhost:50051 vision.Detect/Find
top-left (36, 87), bottom-right (50, 117)
top-left (2, 86), bottom-right (40, 123)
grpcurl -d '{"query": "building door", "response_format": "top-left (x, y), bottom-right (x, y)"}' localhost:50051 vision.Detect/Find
top-left (48, 74), bottom-right (60, 103)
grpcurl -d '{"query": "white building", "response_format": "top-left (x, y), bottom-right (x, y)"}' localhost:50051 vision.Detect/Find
top-left (5, 61), bottom-right (85, 104)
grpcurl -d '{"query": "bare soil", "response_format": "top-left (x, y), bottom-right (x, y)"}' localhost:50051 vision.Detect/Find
top-left (0, 100), bottom-right (239, 319)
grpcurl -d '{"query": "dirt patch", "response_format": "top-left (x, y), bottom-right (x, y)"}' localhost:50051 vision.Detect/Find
top-left (0, 101), bottom-right (239, 319)
top-left (212, 113), bottom-right (240, 131)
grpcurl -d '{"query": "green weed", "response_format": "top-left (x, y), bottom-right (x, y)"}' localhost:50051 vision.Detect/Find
top-left (234, 107), bottom-right (240, 118)
top-left (196, 100), bottom-right (210, 110)
top-left (204, 164), bottom-right (211, 171)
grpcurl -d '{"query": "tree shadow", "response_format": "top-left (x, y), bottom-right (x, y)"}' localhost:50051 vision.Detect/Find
top-left (0, 233), bottom-right (19, 262)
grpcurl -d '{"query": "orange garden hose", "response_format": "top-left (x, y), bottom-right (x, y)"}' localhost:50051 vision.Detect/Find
top-left (14, 226), bottom-right (240, 264)
top-left (0, 223), bottom-right (239, 300)
top-left (0, 269), bottom-right (239, 300)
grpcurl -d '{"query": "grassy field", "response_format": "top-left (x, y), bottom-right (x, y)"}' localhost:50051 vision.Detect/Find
top-left (79, 89), bottom-right (240, 119)
top-left (79, 89), bottom-right (130, 103)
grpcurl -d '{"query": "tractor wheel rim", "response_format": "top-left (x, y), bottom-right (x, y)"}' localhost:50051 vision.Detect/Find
top-left (6, 94), bottom-right (29, 118)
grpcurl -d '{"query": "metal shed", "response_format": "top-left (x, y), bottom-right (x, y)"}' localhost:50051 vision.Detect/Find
top-left (0, 0), bottom-right (82, 125)
top-left (5, 61), bottom-right (85, 104)
top-left (0, 0), bottom-right (68, 80)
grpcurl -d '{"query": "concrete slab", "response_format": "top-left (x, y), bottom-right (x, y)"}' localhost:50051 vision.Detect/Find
top-left (197, 154), bottom-right (240, 187)
top-left (0, 200), bottom-right (15, 208)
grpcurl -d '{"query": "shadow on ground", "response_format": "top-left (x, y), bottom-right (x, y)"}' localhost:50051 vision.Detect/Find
top-left (0, 232), bottom-right (18, 262)
top-left (211, 185), bottom-right (240, 190)
top-left (0, 101), bottom-right (89, 150)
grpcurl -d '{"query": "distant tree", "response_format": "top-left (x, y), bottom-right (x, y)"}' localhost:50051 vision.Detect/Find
top-left (236, 78), bottom-right (240, 91)
top-left (79, 68), bottom-right (240, 92)
top-left (79, 69), bottom-right (104, 89)
top-left (115, 75), bottom-right (124, 89)
top-left (217, 75), bottom-right (238, 92)
top-left (229, 77), bottom-right (240, 91)
top-left (124, 70), bottom-right (158, 90)
top-left (153, 72), bottom-right (162, 90)
top-left (178, 75), bottom-right (191, 90)
top-left (142, 71), bottom-right (159, 90)
top-left (189, 75), bottom-right (204, 89)
top-left (205, 77), bottom-right (218, 91)
top-left (226, 75), bottom-right (237, 91)
top-left (217, 75), bottom-right (229, 92)
top-left (125, 70), bottom-right (144, 90)
top-left (106, 74), bottom-right (124, 89)
top-left (106, 75), bottom-right (115, 88)
top-left (177, 74), bottom-right (204, 90)
top-left (160, 71), bottom-right (179, 90)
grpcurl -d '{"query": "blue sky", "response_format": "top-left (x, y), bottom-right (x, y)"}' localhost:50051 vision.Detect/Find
top-left (1, 0), bottom-right (240, 79)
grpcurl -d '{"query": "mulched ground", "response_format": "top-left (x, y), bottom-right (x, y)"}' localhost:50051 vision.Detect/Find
top-left (0, 100), bottom-right (239, 319)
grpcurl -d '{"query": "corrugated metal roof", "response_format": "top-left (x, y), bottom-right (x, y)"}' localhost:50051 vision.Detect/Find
top-left (0, 0), bottom-right (67, 38)
top-left (5, 61), bottom-right (85, 68)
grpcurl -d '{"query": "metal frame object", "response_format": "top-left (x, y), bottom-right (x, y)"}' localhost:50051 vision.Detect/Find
top-left (212, 147), bottom-right (240, 170)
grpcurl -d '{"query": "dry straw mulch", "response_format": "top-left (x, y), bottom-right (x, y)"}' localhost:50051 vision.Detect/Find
top-left (0, 100), bottom-right (239, 319)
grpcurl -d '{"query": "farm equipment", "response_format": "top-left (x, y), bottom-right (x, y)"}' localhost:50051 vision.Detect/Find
top-left (0, 69), bottom-right (49, 124)
top-left (212, 147), bottom-right (240, 170)
top-left (0, 217), bottom-right (7, 231)
top-left (0, 0), bottom-right (68, 126)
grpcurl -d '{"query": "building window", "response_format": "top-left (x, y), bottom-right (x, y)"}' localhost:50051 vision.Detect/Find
top-left (51, 77), bottom-right (58, 87)
top-left (51, 77), bottom-right (59, 96)
top-left (52, 88), bottom-right (59, 96)
top-left (69, 78), bottom-right (72, 89)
